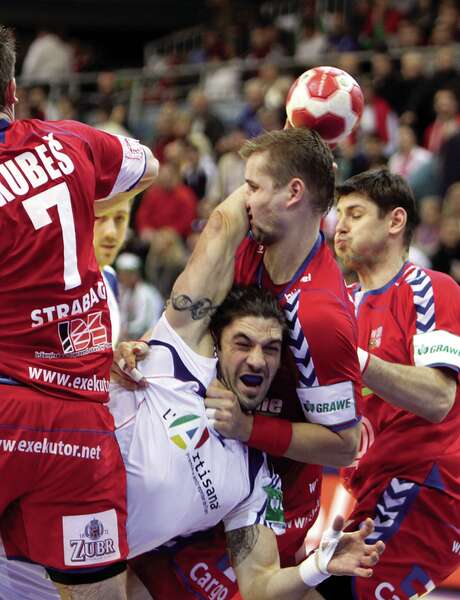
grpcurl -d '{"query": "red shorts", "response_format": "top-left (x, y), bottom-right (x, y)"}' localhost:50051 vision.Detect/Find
top-left (0, 384), bottom-right (128, 571)
top-left (347, 477), bottom-right (460, 599)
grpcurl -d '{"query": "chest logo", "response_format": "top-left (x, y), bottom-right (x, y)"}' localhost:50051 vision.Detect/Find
top-left (369, 326), bottom-right (383, 349)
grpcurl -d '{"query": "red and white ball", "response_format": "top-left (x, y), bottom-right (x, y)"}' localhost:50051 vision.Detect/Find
top-left (286, 66), bottom-right (364, 144)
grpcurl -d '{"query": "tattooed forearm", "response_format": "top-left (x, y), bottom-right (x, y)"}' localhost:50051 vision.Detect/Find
top-left (169, 293), bottom-right (217, 320)
top-left (226, 526), bottom-right (260, 567)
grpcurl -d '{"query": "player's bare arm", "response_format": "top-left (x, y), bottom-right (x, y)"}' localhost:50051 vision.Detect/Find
top-left (226, 518), bottom-right (384, 600)
top-left (363, 356), bottom-right (457, 423)
top-left (165, 185), bottom-right (248, 353)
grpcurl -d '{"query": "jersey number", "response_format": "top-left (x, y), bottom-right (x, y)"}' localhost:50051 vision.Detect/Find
top-left (22, 181), bottom-right (81, 290)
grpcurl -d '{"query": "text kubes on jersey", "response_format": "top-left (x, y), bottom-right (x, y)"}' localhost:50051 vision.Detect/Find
top-left (58, 311), bottom-right (108, 354)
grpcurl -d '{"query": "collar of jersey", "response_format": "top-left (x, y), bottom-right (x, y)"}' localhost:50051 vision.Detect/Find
top-left (0, 118), bottom-right (11, 131)
top-left (256, 232), bottom-right (323, 300)
top-left (354, 260), bottom-right (410, 298)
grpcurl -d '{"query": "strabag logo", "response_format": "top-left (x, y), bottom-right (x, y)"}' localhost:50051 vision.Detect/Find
top-left (62, 509), bottom-right (120, 566)
top-left (58, 311), bottom-right (109, 355)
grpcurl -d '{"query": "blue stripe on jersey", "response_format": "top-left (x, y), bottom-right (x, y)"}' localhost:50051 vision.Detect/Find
top-left (0, 375), bottom-right (23, 385)
top-left (148, 339), bottom-right (207, 398)
top-left (102, 267), bottom-right (119, 301)
top-left (405, 267), bottom-right (436, 333)
top-left (365, 478), bottom-right (420, 544)
top-left (283, 290), bottom-right (318, 388)
top-left (247, 447), bottom-right (265, 499)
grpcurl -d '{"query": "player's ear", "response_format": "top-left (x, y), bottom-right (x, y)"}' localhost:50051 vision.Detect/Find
top-left (286, 177), bottom-right (305, 207)
top-left (389, 207), bottom-right (407, 238)
top-left (5, 79), bottom-right (18, 106)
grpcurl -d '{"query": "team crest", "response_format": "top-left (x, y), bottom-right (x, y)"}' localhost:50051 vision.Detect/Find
top-left (369, 326), bottom-right (383, 349)
top-left (84, 518), bottom-right (104, 540)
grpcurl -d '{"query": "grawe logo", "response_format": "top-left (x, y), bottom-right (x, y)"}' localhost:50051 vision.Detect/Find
top-left (169, 414), bottom-right (209, 450)
top-left (58, 311), bottom-right (108, 354)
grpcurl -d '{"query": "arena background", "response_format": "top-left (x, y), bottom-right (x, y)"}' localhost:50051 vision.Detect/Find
top-left (2, 1), bottom-right (460, 597)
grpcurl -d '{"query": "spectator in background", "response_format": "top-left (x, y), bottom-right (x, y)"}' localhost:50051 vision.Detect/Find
top-left (371, 52), bottom-right (403, 115)
top-left (203, 54), bottom-right (241, 101)
top-left (395, 18), bottom-right (423, 47)
top-left (116, 252), bottom-right (163, 341)
top-left (236, 78), bottom-right (265, 138)
top-left (294, 17), bottom-right (327, 64)
top-left (164, 138), bottom-right (208, 200)
top-left (389, 124), bottom-right (432, 180)
top-left (151, 105), bottom-right (177, 163)
top-left (257, 63), bottom-right (292, 113)
top-left (337, 52), bottom-right (362, 79)
top-left (207, 129), bottom-right (246, 208)
top-left (188, 87), bottom-right (226, 147)
top-left (360, 0), bottom-right (402, 48)
top-left (431, 215), bottom-right (460, 283)
top-left (136, 162), bottom-right (197, 241)
top-left (360, 77), bottom-right (399, 157)
top-left (444, 182), bottom-right (460, 220)
top-left (21, 28), bottom-right (73, 82)
top-left (413, 195), bottom-right (442, 259)
top-left (247, 21), bottom-right (286, 60)
top-left (325, 11), bottom-right (360, 52)
top-left (399, 51), bottom-right (431, 142)
top-left (95, 101), bottom-right (132, 137)
top-left (427, 46), bottom-right (460, 109)
top-left (424, 88), bottom-right (460, 152)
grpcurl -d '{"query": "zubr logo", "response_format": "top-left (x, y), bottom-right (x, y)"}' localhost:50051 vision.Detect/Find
top-left (169, 414), bottom-right (209, 450)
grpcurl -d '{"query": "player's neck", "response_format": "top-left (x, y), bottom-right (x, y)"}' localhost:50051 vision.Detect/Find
top-left (0, 108), bottom-right (13, 122)
top-left (357, 251), bottom-right (406, 292)
top-left (264, 225), bottom-right (320, 284)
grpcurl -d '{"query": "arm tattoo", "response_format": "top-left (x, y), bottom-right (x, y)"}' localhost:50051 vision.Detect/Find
top-left (169, 293), bottom-right (217, 320)
top-left (226, 526), bottom-right (260, 568)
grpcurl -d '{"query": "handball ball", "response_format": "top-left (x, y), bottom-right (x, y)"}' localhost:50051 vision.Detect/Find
top-left (286, 66), bottom-right (364, 144)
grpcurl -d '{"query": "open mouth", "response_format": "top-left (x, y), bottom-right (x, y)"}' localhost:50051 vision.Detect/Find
top-left (240, 374), bottom-right (263, 387)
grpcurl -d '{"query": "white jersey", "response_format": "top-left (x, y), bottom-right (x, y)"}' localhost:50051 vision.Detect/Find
top-left (111, 313), bottom-right (284, 558)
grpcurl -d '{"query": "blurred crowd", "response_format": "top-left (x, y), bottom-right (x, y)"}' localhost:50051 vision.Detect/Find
top-left (13, 0), bottom-right (460, 316)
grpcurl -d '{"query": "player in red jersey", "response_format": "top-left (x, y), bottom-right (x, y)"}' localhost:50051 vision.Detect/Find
top-left (314, 169), bottom-right (460, 600)
top-left (0, 26), bottom-right (158, 599)
top-left (123, 128), bottom-right (363, 599)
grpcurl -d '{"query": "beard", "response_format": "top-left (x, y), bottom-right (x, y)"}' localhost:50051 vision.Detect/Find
top-left (250, 224), bottom-right (278, 246)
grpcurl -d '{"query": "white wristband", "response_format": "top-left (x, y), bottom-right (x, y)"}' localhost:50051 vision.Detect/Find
top-left (357, 347), bottom-right (370, 373)
top-left (299, 523), bottom-right (344, 588)
top-left (299, 551), bottom-right (329, 588)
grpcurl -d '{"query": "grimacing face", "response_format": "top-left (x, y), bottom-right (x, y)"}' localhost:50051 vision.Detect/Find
top-left (217, 315), bottom-right (283, 412)
top-left (334, 193), bottom-right (392, 271)
top-left (245, 151), bottom-right (290, 246)
top-left (93, 198), bottom-right (131, 268)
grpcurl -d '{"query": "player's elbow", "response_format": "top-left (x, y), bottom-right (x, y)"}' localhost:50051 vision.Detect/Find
top-left (335, 424), bottom-right (361, 466)
top-left (427, 390), bottom-right (455, 423)
top-left (137, 146), bottom-right (159, 191)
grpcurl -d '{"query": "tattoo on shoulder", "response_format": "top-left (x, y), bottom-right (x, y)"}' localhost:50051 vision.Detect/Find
top-left (169, 293), bottom-right (217, 320)
top-left (226, 526), bottom-right (260, 567)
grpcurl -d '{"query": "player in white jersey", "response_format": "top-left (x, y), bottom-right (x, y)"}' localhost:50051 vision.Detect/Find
top-left (114, 186), bottom-right (384, 598)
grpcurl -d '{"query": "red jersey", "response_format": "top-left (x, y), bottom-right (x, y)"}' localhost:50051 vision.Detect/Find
top-left (0, 118), bottom-right (148, 403)
top-left (235, 233), bottom-right (362, 550)
top-left (342, 262), bottom-right (460, 502)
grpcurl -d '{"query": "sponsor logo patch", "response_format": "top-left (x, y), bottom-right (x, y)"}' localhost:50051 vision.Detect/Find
top-left (62, 509), bottom-right (120, 566)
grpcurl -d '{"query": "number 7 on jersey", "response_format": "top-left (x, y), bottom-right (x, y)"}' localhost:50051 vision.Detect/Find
top-left (22, 181), bottom-right (81, 290)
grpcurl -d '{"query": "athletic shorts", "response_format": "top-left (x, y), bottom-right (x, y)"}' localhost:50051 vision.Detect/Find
top-left (0, 384), bottom-right (128, 572)
top-left (318, 477), bottom-right (460, 600)
top-left (129, 526), bottom-right (239, 600)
